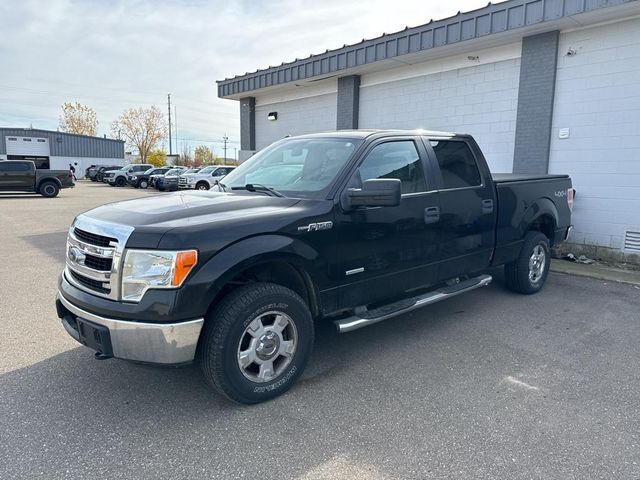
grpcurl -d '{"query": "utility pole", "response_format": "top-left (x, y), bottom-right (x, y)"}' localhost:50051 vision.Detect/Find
top-left (222, 134), bottom-right (229, 165)
top-left (174, 106), bottom-right (178, 159)
top-left (167, 94), bottom-right (172, 155)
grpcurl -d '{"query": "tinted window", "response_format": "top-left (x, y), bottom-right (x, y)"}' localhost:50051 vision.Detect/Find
top-left (430, 140), bottom-right (481, 189)
top-left (0, 162), bottom-right (30, 172)
top-left (358, 141), bottom-right (426, 194)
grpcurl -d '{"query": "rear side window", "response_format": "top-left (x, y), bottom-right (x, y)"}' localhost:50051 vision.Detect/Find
top-left (0, 162), bottom-right (30, 172)
top-left (359, 141), bottom-right (427, 194)
top-left (430, 140), bottom-right (481, 189)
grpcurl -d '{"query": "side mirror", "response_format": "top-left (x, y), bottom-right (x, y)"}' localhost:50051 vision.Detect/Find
top-left (347, 178), bottom-right (401, 208)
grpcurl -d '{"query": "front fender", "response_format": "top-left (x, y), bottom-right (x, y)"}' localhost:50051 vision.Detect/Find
top-left (173, 235), bottom-right (323, 319)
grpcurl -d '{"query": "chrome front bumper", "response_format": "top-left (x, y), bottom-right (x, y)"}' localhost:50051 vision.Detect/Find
top-left (57, 292), bottom-right (204, 365)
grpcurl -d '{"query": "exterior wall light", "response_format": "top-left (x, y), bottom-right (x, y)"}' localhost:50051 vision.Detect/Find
top-left (267, 112), bottom-right (278, 121)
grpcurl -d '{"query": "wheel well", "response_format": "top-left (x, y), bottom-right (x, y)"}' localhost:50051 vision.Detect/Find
top-left (37, 178), bottom-right (61, 189)
top-left (529, 215), bottom-right (555, 245)
top-left (207, 261), bottom-right (319, 318)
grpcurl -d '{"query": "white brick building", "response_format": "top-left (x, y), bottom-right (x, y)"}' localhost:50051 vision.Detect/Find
top-left (218, 0), bottom-right (640, 260)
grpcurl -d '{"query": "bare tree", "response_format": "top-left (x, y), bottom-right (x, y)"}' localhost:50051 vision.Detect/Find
top-left (111, 106), bottom-right (167, 163)
top-left (59, 102), bottom-right (98, 136)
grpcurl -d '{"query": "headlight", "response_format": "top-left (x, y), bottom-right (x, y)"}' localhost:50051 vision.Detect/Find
top-left (130, 175), bottom-right (137, 180)
top-left (121, 249), bottom-right (198, 302)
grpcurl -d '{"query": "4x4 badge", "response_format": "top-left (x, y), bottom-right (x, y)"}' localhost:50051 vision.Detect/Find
top-left (297, 221), bottom-right (333, 232)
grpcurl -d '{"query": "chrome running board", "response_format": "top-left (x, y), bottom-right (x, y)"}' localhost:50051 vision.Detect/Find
top-left (334, 274), bottom-right (492, 333)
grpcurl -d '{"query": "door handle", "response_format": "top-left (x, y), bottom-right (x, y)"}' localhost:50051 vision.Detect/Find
top-left (482, 199), bottom-right (494, 214)
top-left (424, 206), bottom-right (440, 224)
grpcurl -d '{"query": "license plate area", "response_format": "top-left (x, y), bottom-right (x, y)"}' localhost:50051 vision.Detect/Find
top-left (76, 318), bottom-right (113, 357)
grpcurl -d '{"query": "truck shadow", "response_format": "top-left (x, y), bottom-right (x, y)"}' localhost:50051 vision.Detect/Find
top-left (21, 231), bottom-right (68, 263)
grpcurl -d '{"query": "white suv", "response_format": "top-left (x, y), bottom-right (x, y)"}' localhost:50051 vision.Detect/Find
top-left (182, 165), bottom-right (236, 190)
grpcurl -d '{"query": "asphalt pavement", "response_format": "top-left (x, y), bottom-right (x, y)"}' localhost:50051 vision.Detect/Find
top-left (1, 183), bottom-right (639, 479)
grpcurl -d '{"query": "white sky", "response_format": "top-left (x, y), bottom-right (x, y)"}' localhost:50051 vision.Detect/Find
top-left (0, 0), bottom-right (497, 156)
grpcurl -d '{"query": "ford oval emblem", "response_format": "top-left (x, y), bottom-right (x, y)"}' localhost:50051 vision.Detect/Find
top-left (68, 246), bottom-right (86, 265)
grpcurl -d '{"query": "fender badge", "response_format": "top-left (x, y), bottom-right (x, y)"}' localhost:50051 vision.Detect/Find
top-left (297, 221), bottom-right (333, 232)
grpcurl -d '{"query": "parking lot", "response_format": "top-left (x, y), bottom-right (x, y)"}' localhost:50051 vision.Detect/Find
top-left (1, 182), bottom-right (639, 479)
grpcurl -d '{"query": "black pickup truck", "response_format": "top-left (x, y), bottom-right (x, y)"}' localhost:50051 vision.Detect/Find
top-left (56, 130), bottom-right (573, 403)
top-left (0, 160), bottom-right (74, 197)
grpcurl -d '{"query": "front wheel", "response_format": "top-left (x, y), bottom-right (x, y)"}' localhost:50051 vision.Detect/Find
top-left (198, 282), bottom-right (314, 404)
top-left (115, 177), bottom-right (126, 187)
top-left (196, 182), bottom-right (209, 191)
top-left (139, 179), bottom-right (148, 189)
top-left (504, 231), bottom-right (551, 294)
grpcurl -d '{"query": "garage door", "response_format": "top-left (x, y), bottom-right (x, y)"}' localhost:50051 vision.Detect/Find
top-left (5, 136), bottom-right (50, 156)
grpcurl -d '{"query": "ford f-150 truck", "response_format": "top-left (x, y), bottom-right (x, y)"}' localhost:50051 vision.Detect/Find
top-left (0, 160), bottom-right (74, 197)
top-left (56, 130), bottom-right (573, 404)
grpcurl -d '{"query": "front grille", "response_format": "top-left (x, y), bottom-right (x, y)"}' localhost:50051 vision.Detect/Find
top-left (69, 270), bottom-right (111, 294)
top-left (84, 255), bottom-right (112, 271)
top-left (178, 177), bottom-right (187, 186)
top-left (74, 228), bottom-right (117, 247)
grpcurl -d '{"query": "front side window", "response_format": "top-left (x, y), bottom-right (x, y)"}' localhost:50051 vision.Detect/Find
top-left (358, 140), bottom-right (427, 194)
top-left (222, 137), bottom-right (362, 199)
top-left (430, 140), bottom-right (481, 189)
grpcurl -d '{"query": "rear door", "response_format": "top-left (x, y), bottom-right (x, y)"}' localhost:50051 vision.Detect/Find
top-left (0, 161), bottom-right (34, 189)
top-left (422, 137), bottom-right (497, 279)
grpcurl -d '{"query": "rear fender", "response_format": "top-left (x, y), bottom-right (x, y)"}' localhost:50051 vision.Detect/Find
top-left (35, 176), bottom-right (62, 190)
top-left (519, 197), bottom-right (559, 238)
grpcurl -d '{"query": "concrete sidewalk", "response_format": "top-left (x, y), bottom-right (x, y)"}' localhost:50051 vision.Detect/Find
top-left (551, 258), bottom-right (640, 286)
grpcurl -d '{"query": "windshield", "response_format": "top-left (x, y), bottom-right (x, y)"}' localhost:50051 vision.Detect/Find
top-left (221, 137), bottom-right (361, 198)
top-left (166, 169), bottom-right (181, 176)
top-left (199, 166), bottom-right (216, 174)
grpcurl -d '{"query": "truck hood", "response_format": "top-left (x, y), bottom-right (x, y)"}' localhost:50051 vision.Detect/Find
top-left (81, 190), bottom-right (300, 231)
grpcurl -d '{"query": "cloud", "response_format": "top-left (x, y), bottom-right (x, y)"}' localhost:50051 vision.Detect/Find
top-left (0, 0), bottom-right (495, 155)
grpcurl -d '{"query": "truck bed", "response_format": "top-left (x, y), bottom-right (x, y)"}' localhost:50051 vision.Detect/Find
top-left (492, 173), bottom-right (569, 183)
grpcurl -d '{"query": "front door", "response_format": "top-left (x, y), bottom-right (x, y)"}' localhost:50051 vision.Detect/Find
top-left (0, 161), bottom-right (33, 189)
top-left (332, 138), bottom-right (441, 309)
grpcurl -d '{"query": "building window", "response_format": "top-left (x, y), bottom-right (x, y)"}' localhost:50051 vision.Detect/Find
top-left (23, 138), bottom-right (32, 142)
top-left (37, 139), bottom-right (46, 142)
top-left (8, 137), bottom-right (17, 141)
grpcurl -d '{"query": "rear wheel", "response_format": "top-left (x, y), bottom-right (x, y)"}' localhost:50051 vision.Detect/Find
top-left (198, 282), bottom-right (314, 404)
top-left (39, 181), bottom-right (60, 198)
top-left (115, 177), bottom-right (126, 187)
top-left (504, 231), bottom-right (550, 294)
top-left (196, 182), bottom-right (209, 191)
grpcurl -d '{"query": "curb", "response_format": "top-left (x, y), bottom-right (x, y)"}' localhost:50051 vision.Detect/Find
top-left (550, 259), bottom-right (640, 287)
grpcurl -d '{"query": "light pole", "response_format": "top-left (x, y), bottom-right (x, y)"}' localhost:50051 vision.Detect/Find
top-left (222, 134), bottom-right (229, 165)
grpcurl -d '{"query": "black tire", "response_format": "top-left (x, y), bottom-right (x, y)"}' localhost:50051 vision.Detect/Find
top-left (91, 178), bottom-right (97, 182)
top-left (504, 231), bottom-right (551, 294)
top-left (139, 179), bottom-right (149, 189)
top-left (39, 181), bottom-right (60, 198)
top-left (196, 182), bottom-right (209, 191)
top-left (115, 177), bottom-right (126, 187)
top-left (158, 187), bottom-right (165, 192)
top-left (198, 282), bottom-right (314, 404)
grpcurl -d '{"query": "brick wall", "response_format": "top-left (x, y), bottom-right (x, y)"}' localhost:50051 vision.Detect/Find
top-left (358, 58), bottom-right (521, 173)
top-left (254, 93), bottom-right (337, 150)
top-left (549, 18), bottom-right (640, 252)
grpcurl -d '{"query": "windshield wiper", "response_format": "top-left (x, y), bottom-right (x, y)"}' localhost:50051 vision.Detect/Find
top-left (230, 183), bottom-right (285, 197)
top-left (215, 181), bottom-right (227, 192)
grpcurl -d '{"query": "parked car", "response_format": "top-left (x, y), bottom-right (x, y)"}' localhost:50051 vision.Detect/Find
top-left (0, 160), bottom-right (74, 197)
top-left (56, 130), bottom-right (573, 404)
top-left (179, 165), bottom-right (236, 190)
top-left (84, 165), bottom-right (97, 179)
top-left (95, 165), bottom-right (123, 182)
top-left (103, 164), bottom-right (153, 187)
top-left (128, 167), bottom-right (171, 189)
top-left (155, 167), bottom-right (187, 191)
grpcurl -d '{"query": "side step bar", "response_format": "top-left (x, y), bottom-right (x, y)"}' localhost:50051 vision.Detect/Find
top-left (334, 274), bottom-right (492, 333)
